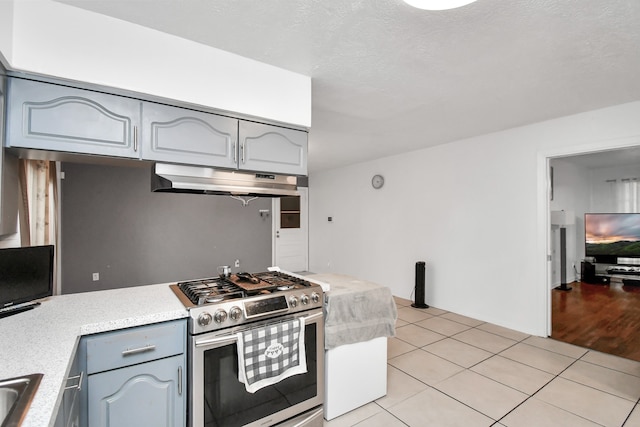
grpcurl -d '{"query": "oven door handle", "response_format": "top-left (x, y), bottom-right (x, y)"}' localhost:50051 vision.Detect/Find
top-left (195, 310), bottom-right (323, 349)
top-left (305, 311), bottom-right (323, 323)
top-left (195, 335), bottom-right (237, 348)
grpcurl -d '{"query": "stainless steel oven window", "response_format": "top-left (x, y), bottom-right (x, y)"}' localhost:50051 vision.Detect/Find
top-left (190, 309), bottom-right (324, 427)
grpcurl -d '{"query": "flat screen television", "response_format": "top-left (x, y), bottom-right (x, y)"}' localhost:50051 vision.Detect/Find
top-left (585, 213), bottom-right (640, 264)
top-left (0, 245), bottom-right (54, 311)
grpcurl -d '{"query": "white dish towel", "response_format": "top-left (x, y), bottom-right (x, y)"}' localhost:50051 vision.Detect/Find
top-left (237, 317), bottom-right (307, 393)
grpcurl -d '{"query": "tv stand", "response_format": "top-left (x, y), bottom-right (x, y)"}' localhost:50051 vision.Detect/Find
top-left (580, 260), bottom-right (640, 285)
top-left (606, 265), bottom-right (640, 275)
top-left (603, 265), bottom-right (640, 286)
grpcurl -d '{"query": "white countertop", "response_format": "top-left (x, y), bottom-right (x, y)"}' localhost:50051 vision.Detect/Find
top-left (0, 283), bottom-right (188, 427)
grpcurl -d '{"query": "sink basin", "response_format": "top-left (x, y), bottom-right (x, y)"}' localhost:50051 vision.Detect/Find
top-left (0, 374), bottom-right (43, 427)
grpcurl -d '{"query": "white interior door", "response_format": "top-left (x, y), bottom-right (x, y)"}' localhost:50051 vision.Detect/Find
top-left (272, 187), bottom-right (308, 272)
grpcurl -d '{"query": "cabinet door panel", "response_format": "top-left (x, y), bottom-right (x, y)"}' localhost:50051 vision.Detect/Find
top-left (239, 121), bottom-right (307, 175)
top-left (142, 102), bottom-right (238, 168)
top-left (0, 73), bottom-right (19, 236)
top-left (88, 354), bottom-right (185, 427)
top-left (6, 78), bottom-right (140, 158)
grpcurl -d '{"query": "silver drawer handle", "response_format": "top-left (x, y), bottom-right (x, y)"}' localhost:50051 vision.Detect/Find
top-left (64, 371), bottom-right (83, 391)
top-left (122, 344), bottom-right (156, 357)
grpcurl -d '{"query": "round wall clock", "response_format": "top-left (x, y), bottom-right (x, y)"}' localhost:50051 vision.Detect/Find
top-left (371, 174), bottom-right (385, 189)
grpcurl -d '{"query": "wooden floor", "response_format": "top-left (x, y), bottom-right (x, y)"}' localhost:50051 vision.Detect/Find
top-left (552, 280), bottom-right (640, 362)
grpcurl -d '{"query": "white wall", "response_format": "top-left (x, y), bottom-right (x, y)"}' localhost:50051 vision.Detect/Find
top-left (2, 0), bottom-right (310, 127)
top-left (589, 164), bottom-right (640, 212)
top-left (309, 101), bottom-right (640, 336)
top-left (0, 1), bottom-right (13, 66)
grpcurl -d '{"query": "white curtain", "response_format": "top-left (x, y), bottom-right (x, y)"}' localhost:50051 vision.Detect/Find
top-left (614, 178), bottom-right (640, 212)
top-left (19, 159), bottom-right (58, 246)
top-left (17, 159), bottom-right (59, 293)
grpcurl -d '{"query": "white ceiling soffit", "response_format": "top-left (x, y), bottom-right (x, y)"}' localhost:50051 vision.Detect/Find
top-left (56, 0), bottom-right (640, 173)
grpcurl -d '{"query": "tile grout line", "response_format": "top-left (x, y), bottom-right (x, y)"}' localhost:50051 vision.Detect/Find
top-left (620, 396), bottom-right (640, 426)
top-left (391, 301), bottom-right (640, 426)
top-left (389, 307), bottom-right (531, 424)
top-left (491, 356), bottom-right (591, 426)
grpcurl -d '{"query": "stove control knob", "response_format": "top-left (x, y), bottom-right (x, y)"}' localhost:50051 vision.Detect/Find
top-left (289, 296), bottom-right (299, 308)
top-left (214, 309), bottom-right (228, 324)
top-left (311, 292), bottom-right (321, 304)
top-left (300, 294), bottom-right (310, 305)
top-left (198, 312), bottom-right (213, 327)
top-left (229, 306), bottom-right (242, 321)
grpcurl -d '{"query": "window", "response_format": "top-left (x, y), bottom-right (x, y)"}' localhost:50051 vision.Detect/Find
top-left (613, 178), bottom-right (640, 212)
top-left (280, 196), bottom-right (300, 229)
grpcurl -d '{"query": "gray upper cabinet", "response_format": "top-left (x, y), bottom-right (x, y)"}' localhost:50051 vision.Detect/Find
top-left (141, 102), bottom-right (238, 168)
top-left (239, 121), bottom-right (308, 176)
top-left (0, 72), bottom-right (19, 236)
top-left (4, 77), bottom-right (308, 176)
top-left (6, 78), bottom-right (141, 158)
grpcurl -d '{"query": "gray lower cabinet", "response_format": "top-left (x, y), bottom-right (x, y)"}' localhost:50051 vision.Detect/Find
top-left (87, 355), bottom-right (184, 427)
top-left (239, 120), bottom-right (307, 176)
top-left (6, 78), bottom-right (141, 158)
top-left (141, 102), bottom-right (238, 168)
top-left (83, 320), bottom-right (186, 427)
top-left (54, 345), bottom-right (85, 427)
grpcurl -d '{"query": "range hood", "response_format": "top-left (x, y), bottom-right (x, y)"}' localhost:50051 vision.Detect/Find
top-left (151, 163), bottom-right (299, 197)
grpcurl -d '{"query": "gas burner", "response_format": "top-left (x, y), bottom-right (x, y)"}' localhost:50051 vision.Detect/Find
top-left (174, 271), bottom-right (318, 309)
top-left (171, 270), bottom-right (324, 334)
top-left (177, 278), bottom-right (245, 306)
top-left (254, 271), bottom-right (312, 289)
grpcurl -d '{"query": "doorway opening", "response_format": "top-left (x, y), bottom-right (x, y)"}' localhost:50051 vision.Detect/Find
top-left (544, 139), bottom-right (640, 361)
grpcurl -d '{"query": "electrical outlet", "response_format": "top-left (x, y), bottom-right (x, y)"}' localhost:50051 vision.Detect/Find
top-left (234, 259), bottom-right (240, 268)
top-left (92, 272), bottom-right (100, 281)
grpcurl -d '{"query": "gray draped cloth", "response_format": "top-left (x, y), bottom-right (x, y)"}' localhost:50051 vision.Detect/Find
top-left (307, 273), bottom-right (398, 350)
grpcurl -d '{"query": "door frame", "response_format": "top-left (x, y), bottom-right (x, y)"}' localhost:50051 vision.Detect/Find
top-left (271, 187), bottom-right (309, 271)
top-left (538, 135), bottom-right (640, 336)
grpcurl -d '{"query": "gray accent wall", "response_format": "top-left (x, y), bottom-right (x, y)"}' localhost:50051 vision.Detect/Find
top-left (61, 162), bottom-right (273, 294)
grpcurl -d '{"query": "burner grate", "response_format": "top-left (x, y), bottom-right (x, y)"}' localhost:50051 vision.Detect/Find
top-left (177, 278), bottom-right (245, 305)
top-left (254, 272), bottom-right (312, 288)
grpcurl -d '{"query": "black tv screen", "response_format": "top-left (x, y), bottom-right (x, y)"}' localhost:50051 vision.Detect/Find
top-left (585, 213), bottom-right (640, 262)
top-left (0, 245), bottom-right (54, 309)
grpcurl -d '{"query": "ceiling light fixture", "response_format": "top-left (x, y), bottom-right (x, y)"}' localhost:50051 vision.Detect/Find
top-left (402, 0), bottom-right (478, 11)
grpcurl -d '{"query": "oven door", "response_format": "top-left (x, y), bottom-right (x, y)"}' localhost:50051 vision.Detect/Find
top-left (190, 308), bottom-right (324, 427)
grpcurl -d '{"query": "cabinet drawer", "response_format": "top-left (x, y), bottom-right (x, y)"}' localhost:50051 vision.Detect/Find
top-left (85, 320), bottom-right (185, 374)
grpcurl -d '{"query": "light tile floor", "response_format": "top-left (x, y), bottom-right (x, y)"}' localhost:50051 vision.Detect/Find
top-left (323, 297), bottom-right (640, 426)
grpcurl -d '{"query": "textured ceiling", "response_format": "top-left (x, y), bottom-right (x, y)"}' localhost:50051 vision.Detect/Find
top-left (56, 0), bottom-right (640, 172)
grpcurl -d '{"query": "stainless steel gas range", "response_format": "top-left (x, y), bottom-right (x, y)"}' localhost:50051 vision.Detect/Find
top-left (171, 270), bottom-right (325, 427)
